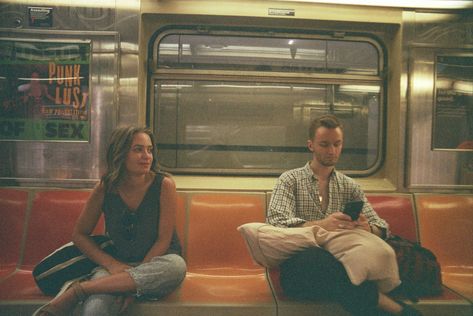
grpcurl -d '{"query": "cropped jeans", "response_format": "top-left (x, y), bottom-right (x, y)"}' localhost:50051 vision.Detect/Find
top-left (80, 254), bottom-right (186, 316)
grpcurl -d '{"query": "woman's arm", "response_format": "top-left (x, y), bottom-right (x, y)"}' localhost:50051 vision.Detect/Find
top-left (72, 182), bottom-right (128, 273)
top-left (142, 176), bottom-right (177, 262)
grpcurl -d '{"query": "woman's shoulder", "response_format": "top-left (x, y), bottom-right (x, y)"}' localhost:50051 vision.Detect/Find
top-left (160, 173), bottom-right (176, 190)
top-left (87, 181), bottom-right (107, 204)
top-left (152, 172), bottom-right (176, 194)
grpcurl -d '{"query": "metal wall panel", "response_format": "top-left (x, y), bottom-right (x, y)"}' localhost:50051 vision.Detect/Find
top-left (0, 1), bottom-right (139, 187)
top-left (405, 11), bottom-right (473, 189)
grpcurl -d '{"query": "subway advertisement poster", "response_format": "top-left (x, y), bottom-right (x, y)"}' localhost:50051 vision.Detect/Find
top-left (0, 39), bottom-right (90, 141)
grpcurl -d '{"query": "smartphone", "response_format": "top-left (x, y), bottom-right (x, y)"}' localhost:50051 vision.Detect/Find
top-left (343, 200), bottom-right (364, 220)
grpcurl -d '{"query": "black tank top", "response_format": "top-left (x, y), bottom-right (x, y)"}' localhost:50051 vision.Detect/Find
top-left (103, 174), bottom-right (181, 262)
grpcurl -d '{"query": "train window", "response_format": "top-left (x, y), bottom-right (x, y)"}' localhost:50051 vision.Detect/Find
top-left (158, 34), bottom-right (379, 75)
top-left (150, 30), bottom-right (384, 175)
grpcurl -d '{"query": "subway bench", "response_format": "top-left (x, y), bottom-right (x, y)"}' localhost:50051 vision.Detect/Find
top-left (0, 187), bottom-right (472, 316)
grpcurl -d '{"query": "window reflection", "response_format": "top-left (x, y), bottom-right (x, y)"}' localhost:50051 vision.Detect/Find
top-left (158, 34), bottom-right (378, 75)
top-left (155, 81), bottom-right (381, 173)
top-left (152, 30), bottom-right (383, 175)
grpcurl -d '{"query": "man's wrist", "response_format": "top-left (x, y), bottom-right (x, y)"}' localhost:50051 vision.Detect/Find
top-left (369, 224), bottom-right (380, 236)
top-left (369, 225), bottom-right (387, 239)
top-left (300, 220), bottom-right (318, 227)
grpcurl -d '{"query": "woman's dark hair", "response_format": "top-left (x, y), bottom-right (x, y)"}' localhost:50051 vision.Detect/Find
top-left (101, 126), bottom-right (160, 192)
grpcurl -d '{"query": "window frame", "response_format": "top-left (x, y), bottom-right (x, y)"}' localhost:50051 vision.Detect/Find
top-left (148, 26), bottom-right (386, 176)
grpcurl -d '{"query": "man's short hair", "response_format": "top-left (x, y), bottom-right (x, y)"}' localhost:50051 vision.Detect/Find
top-left (308, 114), bottom-right (343, 140)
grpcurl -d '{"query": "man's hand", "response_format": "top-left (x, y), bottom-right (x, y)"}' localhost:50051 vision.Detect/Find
top-left (317, 212), bottom-right (357, 231)
top-left (355, 214), bottom-right (371, 232)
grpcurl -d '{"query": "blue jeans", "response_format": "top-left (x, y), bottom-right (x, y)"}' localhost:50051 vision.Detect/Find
top-left (80, 254), bottom-right (186, 316)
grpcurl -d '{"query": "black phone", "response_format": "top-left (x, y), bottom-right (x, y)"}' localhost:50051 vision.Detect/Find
top-left (343, 200), bottom-right (364, 220)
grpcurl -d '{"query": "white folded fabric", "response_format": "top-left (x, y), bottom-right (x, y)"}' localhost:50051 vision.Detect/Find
top-left (237, 222), bottom-right (318, 268)
top-left (314, 226), bottom-right (401, 293)
top-left (237, 222), bottom-right (400, 293)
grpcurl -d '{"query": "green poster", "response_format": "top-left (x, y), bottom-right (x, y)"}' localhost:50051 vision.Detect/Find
top-left (0, 39), bottom-right (91, 141)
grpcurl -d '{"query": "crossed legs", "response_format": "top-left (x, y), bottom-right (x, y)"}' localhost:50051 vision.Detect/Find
top-left (34, 254), bottom-right (186, 316)
top-left (280, 247), bottom-right (419, 315)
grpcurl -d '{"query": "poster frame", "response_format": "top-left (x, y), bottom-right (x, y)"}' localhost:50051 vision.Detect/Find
top-left (0, 37), bottom-right (92, 143)
top-left (432, 51), bottom-right (473, 152)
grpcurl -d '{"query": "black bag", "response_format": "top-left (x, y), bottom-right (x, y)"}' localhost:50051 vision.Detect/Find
top-left (33, 235), bottom-right (114, 296)
top-left (386, 235), bottom-right (443, 300)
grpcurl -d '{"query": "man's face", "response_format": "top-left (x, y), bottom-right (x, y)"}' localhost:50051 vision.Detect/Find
top-left (307, 126), bottom-right (343, 167)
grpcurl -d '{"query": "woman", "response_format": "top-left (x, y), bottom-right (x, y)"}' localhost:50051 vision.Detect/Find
top-left (34, 126), bottom-right (187, 315)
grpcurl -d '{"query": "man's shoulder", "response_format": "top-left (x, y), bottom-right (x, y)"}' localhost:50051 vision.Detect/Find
top-left (332, 170), bottom-right (360, 187)
top-left (279, 165), bottom-right (310, 182)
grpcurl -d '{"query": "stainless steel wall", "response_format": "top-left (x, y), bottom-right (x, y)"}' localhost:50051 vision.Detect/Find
top-left (0, 1), bottom-right (471, 190)
top-left (403, 10), bottom-right (473, 189)
top-left (0, 0), bottom-right (139, 187)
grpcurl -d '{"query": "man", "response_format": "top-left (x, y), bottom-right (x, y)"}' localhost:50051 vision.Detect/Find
top-left (267, 114), bottom-right (420, 315)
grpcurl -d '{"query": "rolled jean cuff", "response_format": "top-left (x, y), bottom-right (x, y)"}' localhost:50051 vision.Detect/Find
top-left (126, 254), bottom-right (186, 298)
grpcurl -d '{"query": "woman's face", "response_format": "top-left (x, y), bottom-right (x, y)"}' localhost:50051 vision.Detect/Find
top-left (125, 132), bottom-right (153, 175)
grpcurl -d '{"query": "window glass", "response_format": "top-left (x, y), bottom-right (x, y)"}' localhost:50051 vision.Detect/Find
top-left (158, 34), bottom-right (379, 75)
top-left (152, 30), bottom-right (383, 175)
top-left (154, 80), bottom-right (381, 173)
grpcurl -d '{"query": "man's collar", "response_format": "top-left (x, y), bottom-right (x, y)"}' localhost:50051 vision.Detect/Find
top-left (304, 161), bottom-right (336, 181)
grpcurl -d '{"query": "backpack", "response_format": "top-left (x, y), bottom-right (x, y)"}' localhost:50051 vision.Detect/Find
top-left (33, 235), bottom-right (115, 295)
top-left (386, 235), bottom-right (443, 300)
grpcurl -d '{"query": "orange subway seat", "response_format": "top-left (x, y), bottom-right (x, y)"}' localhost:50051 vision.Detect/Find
top-left (21, 190), bottom-right (99, 269)
top-left (177, 272), bottom-right (271, 303)
top-left (186, 193), bottom-right (266, 270)
top-left (367, 194), bottom-right (418, 242)
top-left (0, 188), bottom-right (29, 279)
top-left (415, 194), bottom-right (473, 301)
top-left (175, 193), bottom-right (274, 304)
top-left (0, 189), bottom-right (101, 301)
top-left (0, 269), bottom-right (45, 300)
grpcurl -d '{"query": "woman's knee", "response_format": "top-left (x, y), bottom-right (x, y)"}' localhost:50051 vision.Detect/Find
top-left (153, 254), bottom-right (187, 282)
top-left (129, 254), bottom-right (186, 298)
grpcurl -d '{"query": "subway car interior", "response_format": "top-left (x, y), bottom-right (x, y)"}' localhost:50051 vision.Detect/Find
top-left (0, 0), bottom-right (472, 315)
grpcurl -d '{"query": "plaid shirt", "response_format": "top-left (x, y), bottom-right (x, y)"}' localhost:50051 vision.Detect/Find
top-left (267, 162), bottom-right (389, 233)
